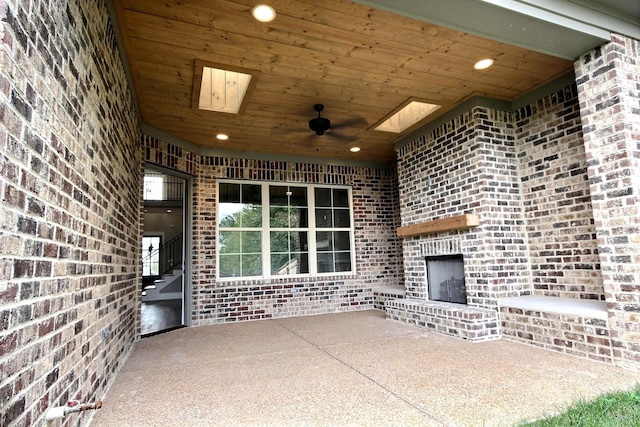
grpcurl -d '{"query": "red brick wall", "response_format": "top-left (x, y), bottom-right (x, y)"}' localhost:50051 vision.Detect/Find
top-left (396, 83), bottom-right (604, 308)
top-left (143, 135), bottom-right (403, 324)
top-left (575, 33), bottom-right (640, 370)
top-left (1, 1), bottom-right (140, 425)
top-left (396, 106), bottom-right (531, 307)
top-left (516, 85), bottom-right (602, 300)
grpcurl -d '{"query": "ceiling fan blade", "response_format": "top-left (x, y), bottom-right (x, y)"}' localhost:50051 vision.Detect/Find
top-left (324, 130), bottom-right (358, 143)
top-left (330, 116), bottom-right (368, 130)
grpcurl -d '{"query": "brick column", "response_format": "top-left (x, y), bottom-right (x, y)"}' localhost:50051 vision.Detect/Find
top-left (574, 34), bottom-right (640, 370)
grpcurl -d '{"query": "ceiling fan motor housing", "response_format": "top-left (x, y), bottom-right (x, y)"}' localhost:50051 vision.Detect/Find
top-left (309, 116), bottom-right (331, 135)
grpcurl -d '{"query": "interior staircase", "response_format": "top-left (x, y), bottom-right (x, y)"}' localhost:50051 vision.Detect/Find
top-left (142, 268), bottom-right (183, 302)
top-left (142, 233), bottom-right (183, 302)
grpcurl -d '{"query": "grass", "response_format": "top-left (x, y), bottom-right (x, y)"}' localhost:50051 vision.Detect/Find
top-left (518, 385), bottom-right (640, 426)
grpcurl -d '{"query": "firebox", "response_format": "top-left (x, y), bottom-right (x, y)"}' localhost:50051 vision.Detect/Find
top-left (426, 255), bottom-right (467, 304)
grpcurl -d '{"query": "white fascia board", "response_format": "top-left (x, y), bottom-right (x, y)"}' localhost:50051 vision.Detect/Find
top-left (352, 0), bottom-right (620, 59)
top-left (482, 0), bottom-right (639, 39)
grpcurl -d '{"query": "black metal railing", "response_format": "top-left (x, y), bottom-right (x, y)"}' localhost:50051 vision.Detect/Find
top-left (142, 233), bottom-right (183, 277)
top-left (143, 177), bottom-right (184, 201)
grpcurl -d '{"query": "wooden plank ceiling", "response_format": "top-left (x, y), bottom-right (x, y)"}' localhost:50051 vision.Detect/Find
top-left (111, 0), bottom-right (574, 164)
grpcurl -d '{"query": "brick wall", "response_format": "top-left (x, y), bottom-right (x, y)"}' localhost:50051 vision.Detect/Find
top-left (397, 106), bottom-right (530, 308)
top-left (516, 85), bottom-right (602, 300)
top-left (396, 84), bottom-right (603, 308)
top-left (1, 1), bottom-right (140, 425)
top-left (143, 135), bottom-right (403, 325)
top-left (575, 33), bottom-right (640, 370)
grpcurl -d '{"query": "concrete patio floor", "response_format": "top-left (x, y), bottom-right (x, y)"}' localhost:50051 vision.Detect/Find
top-left (90, 310), bottom-right (640, 427)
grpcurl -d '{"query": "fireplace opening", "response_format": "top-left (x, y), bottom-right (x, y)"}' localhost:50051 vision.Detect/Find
top-left (426, 254), bottom-right (467, 304)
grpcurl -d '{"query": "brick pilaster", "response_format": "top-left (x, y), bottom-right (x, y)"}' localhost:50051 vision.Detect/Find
top-left (575, 33), bottom-right (640, 370)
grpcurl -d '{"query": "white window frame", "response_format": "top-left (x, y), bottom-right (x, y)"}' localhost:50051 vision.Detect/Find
top-left (216, 179), bottom-right (356, 280)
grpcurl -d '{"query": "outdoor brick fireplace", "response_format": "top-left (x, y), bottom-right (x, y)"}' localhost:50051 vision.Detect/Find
top-left (387, 80), bottom-right (615, 356)
top-left (386, 231), bottom-right (502, 341)
top-left (386, 103), bottom-right (536, 341)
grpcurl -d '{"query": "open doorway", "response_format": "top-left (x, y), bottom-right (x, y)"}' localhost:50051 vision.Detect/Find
top-left (141, 166), bottom-right (190, 336)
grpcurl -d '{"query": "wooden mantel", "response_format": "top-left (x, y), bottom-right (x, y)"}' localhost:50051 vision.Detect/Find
top-left (397, 214), bottom-right (479, 238)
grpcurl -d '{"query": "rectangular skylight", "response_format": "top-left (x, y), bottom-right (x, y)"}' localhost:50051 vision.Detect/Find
top-left (374, 100), bottom-right (441, 133)
top-left (195, 62), bottom-right (254, 114)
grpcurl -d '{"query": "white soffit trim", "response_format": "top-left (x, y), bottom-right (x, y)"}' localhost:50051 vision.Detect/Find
top-left (483, 0), bottom-right (640, 40)
top-left (351, 0), bottom-right (636, 60)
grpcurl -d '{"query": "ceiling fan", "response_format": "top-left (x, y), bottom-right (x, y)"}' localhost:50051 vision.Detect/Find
top-left (308, 104), bottom-right (331, 135)
top-left (306, 104), bottom-right (366, 143)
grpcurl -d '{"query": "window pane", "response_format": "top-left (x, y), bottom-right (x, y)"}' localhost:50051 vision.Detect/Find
top-left (219, 254), bottom-right (240, 277)
top-left (270, 231), bottom-right (290, 253)
top-left (219, 203), bottom-right (241, 227)
top-left (241, 231), bottom-right (261, 253)
top-left (219, 204), bottom-right (262, 228)
top-left (333, 189), bottom-right (349, 207)
top-left (316, 231), bottom-right (332, 251)
top-left (269, 186), bottom-right (289, 206)
top-left (335, 252), bottom-right (352, 272)
top-left (295, 252), bottom-right (309, 274)
top-left (292, 231), bottom-right (308, 251)
top-left (270, 231), bottom-right (309, 275)
top-left (334, 209), bottom-right (350, 227)
top-left (243, 184), bottom-right (261, 204)
top-left (315, 188), bottom-right (332, 207)
top-left (293, 208), bottom-right (308, 227)
top-left (270, 253), bottom-right (290, 274)
top-left (270, 207), bottom-right (289, 228)
top-left (242, 254), bottom-right (262, 276)
top-left (219, 183), bottom-right (262, 227)
top-left (289, 187), bottom-right (307, 206)
top-left (270, 186), bottom-right (307, 206)
top-left (334, 231), bottom-right (351, 251)
top-left (270, 207), bottom-right (309, 228)
top-left (271, 252), bottom-right (309, 275)
top-left (270, 231), bottom-right (308, 252)
top-left (317, 253), bottom-right (334, 273)
top-left (219, 183), bottom-right (240, 203)
top-left (219, 231), bottom-right (241, 254)
top-left (239, 205), bottom-right (262, 227)
top-left (315, 208), bottom-right (332, 227)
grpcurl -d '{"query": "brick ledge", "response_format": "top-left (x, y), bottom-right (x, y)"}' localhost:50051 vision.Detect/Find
top-left (385, 298), bottom-right (500, 341)
top-left (498, 295), bottom-right (607, 320)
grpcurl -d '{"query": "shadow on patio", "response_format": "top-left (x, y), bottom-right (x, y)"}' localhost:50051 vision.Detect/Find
top-left (90, 310), bottom-right (640, 426)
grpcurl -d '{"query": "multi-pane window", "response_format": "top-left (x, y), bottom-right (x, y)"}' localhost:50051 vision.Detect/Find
top-left (314, 188), bottom-right (352, 273)
top-left (217, 180), bottom-right (354, 279)
top-left (218, 183), bottom-right (262, 277)
top-left (269, 185), bottom-right (309, 275)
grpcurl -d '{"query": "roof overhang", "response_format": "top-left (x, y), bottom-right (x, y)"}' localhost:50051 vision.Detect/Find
top-left (352, 0), bottom-right (640, 60)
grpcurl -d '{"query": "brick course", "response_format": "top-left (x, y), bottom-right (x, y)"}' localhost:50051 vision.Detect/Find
top-left (516, 85), bottom-right (602, 300)
top-left (1, 1), bottom-right (140, 425)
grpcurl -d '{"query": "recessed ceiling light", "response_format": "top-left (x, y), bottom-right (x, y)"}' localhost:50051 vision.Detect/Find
top-left (350, 147), bottom-right (360, 152)
top-left (252, 5), bottom-right (276, 22)
top-left (474, 58), bottom-right (494, 70)
top-left (216, 133), bottom-right (229, 140)
top-left (167, 209), bottom-right (172, 213)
